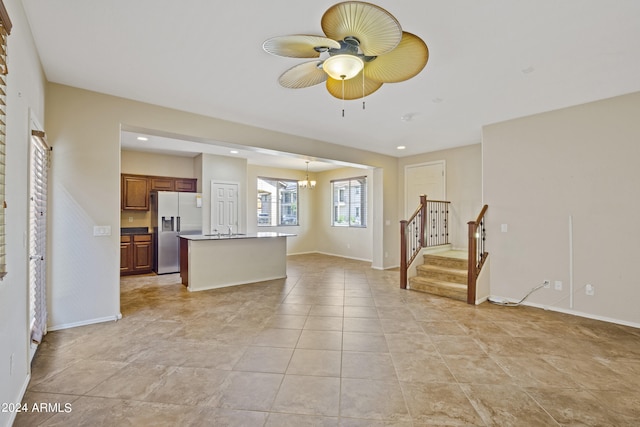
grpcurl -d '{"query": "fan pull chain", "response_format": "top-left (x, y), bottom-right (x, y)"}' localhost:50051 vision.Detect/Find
top-left (362, 71), bottom-right (366, 110)
top-left (341, 77), bottom-right (345, 117)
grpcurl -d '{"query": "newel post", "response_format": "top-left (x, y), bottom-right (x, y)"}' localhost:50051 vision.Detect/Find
top-left (467, 220), bottom-right (477, 304)
top-left (419, 194), bottom-right (427, 247)
top-left (400, 220), bottom-right (408, 289)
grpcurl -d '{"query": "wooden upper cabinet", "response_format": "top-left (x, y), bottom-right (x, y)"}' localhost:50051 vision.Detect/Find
top-left (175, 178), bottom-right (197, 192)
top-left (122, 174), bottom-right (197, 211)
top-left (150, 177), bottom-right (175, 191)
top-left (122, 175), bottom-right (150, 210)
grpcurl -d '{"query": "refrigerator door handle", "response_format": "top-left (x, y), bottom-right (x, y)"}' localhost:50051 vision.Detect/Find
top-left (177, 216), bottom-right (181, 232)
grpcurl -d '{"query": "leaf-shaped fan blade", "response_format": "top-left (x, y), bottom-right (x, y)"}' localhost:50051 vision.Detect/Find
top-left (326, 73), bottom-right (383, 100)
top-left (263, 35), bottom-right (341, 58)
top-left (321, 1), bottom-right (402, 57)
top-left (364, 32), bottom-right (428, 83)
top-left (279, 61), bottom-right (327, 88)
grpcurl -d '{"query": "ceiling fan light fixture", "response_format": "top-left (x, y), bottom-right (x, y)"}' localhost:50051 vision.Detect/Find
top-left (322, 54), bottom-right (364, 80)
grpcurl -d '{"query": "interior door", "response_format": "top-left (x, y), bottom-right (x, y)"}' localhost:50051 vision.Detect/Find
top-left (29, 131), bottom-right (50, 352)
top-left (405, 161), bottom-right (445, 217)
top-left (211, 182), bottom-right (239, 234)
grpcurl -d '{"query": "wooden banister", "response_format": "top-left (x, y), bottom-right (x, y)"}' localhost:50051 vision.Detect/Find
top-left (400, 195), bottom-right (427, 289)
top-left (467, 205), bottom-right (488, 304)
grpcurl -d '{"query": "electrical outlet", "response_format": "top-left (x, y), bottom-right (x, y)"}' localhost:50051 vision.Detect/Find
top-left (586, 284), bottom-right (595, 296)
top-left (128, 217), bottom-right (134, 223)
top-left (554, 280), bottom-right (562, 291)
top-left (543, 280), bottom-right (550, 288)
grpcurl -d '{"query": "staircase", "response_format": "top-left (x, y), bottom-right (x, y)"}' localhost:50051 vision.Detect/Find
top-left (409, 250), bottom-right (468, 302)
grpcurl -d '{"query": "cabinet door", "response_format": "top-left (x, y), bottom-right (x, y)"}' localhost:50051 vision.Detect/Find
top-left (150, 177), bottom-right (174, 191)
top-left (175, 178), bottom-right (197, 192)
top-left (120, 236), bottom-right (133, 273)
top-left (122, 175), bottom-right (150, 210)
top-left (133, 235), bottom-right (153, 272)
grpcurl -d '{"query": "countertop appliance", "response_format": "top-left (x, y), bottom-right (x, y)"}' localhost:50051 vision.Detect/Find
top-left (151, 191), bottom-right (202, 274)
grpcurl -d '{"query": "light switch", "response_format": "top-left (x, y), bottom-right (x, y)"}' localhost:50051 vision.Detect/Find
top-left (93, 225), bottom-right (112, 236)
top-left (501, 224), bottom-right (508, 232)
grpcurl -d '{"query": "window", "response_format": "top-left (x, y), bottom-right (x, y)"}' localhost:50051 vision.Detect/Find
top-left (332, 176), bottom-right (367, 227)
top-left (0, 2), bottom-right (12, 280)
top-left (257, 177), bottom-right (298, 226)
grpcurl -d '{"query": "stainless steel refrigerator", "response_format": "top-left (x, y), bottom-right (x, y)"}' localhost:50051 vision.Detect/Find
top-left (151, 191), bottom-right (202, 274)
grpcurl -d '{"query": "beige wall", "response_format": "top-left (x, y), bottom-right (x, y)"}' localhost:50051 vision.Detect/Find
top-left (121, 149), bottom-right (196, 177)
top-left (398, 144), bottom-right (483, 250)
top-left (315, 167), bottom-right (374, 262)
top-left (44, 83), bottom-right (400, 330)
top-left (483, 92), bottom-right (640, 325)
top-left (1, 0), bottom-right (48, 423)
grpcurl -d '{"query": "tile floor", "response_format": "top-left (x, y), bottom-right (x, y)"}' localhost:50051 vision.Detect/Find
top-left (16, 253), bottom-right (640, 426)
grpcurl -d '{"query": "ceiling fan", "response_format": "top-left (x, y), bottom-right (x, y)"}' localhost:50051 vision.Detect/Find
top-left (262, 1), bottom-right (429, 105)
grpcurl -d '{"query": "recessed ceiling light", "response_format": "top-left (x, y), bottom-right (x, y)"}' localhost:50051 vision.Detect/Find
top-left (396, 145), bottom-right (406, 150)
top-left (401, 112), bottom-right (421, 122)
top-left (230, 150), bottom-right (239, 154)
top-left (136, 136), bottom-right (148, 141)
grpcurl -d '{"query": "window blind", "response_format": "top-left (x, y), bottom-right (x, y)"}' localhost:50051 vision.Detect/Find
top-left (30, 131), bottom-right (49, 344)
top-left (0, 2), bottom-right (12, 280)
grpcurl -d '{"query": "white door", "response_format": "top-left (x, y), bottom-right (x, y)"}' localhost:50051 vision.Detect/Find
top-left (405, 161), bottom-right (445, 217)
top-left (211, 182), bottom-right (238, 234)
top-left (29, 131), bottom-right (50, 352)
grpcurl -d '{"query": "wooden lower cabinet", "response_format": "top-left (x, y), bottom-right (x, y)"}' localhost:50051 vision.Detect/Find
top-left (120, 236), bottom-right (133, 274)
top-left (120, 234), bottom-right (153, 275)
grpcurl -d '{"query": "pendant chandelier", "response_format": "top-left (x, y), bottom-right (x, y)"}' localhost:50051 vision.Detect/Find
top-left (299, 161), bottom-right (316, 189)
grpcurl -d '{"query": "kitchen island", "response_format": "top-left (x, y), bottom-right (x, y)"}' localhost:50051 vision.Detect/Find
top-left (178, 232), bottom-right (295, 292)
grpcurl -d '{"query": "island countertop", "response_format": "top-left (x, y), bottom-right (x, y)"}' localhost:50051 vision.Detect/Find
top-left (178, 232), bottom-right (293, 292)
top-left (179, 232), bottom-right (295, 241)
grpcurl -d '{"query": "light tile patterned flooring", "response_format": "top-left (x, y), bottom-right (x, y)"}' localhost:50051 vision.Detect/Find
top-left (16, 253), bottom-right (640, 426)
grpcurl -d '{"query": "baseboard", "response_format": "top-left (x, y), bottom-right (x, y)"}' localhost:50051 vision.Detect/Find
top-left (315, 251), bottom-right (372, 263)
top-left (509, 300), bottom-right (640, 329)
top-left (288, 250), bottom-right (398, 270)
top-left (286, 250), bottom-right (317, 256)
top-left (47, 314), bottom-right (121, 332)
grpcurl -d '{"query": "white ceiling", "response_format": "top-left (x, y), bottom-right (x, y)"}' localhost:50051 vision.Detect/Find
top-left (21, 0), bottom-right (640, 165)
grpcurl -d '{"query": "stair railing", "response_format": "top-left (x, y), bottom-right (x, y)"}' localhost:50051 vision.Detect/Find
top-left (467, 205), bottom-right (488, 304)
top-left (400, 195), bottom-right (427, 289)
top-left (400, 195), bottom-right (452, 289)
top-left (425, 199), bottom-right (451, 247)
